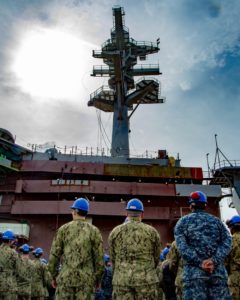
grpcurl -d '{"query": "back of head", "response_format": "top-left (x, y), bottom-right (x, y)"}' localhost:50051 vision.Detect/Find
top-left (71, 197), bottom-right (89, 216)
top-left (33, 247), bottom-right (43, 257)
top-left (104, 254), bottom-right (110, 264)
top-left (188, 191), bottom-right (207, 210)
top-left (226, 215), bottom-right (240, 232)
top-left (126, 198), bottom-right (144, 217)
top-left (19, 243), bottom-right (31, 254)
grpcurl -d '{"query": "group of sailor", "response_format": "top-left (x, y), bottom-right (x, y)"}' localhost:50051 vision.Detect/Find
top-left (0, 232), bottom-right (51, 299)
top-left (0, 191), bottom-right (240, 300)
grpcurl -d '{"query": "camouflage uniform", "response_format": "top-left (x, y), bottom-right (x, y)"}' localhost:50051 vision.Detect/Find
top-left (174, 210), bottom-right (232, 300)
top-left (108, 219), bottom-right (161, 300)
top-left (168, 241), bottom-right (183, 300)
top-left (48, 219), bottom-right (104, 300)
top-left (0, 243), bottom-right (21, 300)
top-left (31, 257), bottom-right (50, 300)
top-left (225, 231), bottom-right (240, 300)
top-left (17, 255), bottom-right (35, 300)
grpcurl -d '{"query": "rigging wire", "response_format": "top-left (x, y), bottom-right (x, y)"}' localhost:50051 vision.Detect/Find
top-left (96, 109), bottom-right (111, 151)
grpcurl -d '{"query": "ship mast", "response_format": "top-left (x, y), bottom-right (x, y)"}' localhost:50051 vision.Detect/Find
top-left (88, 6), bottom-right (165, 157)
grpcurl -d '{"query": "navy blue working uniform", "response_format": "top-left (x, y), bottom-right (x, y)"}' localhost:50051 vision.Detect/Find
top-left (175, 209), bottom-right (232, 300)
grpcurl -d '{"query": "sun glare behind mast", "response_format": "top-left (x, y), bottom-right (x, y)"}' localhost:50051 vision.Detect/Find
top-left (12, 27), bottom-right (91, 99)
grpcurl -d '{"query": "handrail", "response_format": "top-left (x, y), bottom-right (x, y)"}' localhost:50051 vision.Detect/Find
top-left (100, 38), bottom-right (159, 50)
top-left (90, 86), bottom-right (114, 99)
top-left (93, 65), bottom-right (110, 71)
top-left (129, 38), bottom-right (159, 48)
top-left (213, 160), bottom-right (240, 170)
top-left (133, 64), bottom-right (159, 70)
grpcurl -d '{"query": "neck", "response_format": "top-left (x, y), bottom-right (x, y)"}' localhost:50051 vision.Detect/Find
top-left (128, 215), bottom-right (142, 221)
top-left (73, 215), bottom-right (86, 221)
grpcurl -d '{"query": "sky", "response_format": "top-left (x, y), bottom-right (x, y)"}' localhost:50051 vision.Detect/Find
top-left (0, 0), bottom-right (239, 217)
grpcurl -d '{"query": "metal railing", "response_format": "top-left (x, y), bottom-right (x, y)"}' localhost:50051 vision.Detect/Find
top-left (213, 160), bottom-right (240, 170)
top-left (90, 86), bottom-right (115, 100)
top-left (133, 64), bottom-right (159, 71)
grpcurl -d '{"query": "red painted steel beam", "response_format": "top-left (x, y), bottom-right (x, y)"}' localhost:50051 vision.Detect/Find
top-left (21, 160), bottom-right (104, 174)
top-left (16, 180), bottom-right (176, 196)
top-left (11, 200), bottom-right (170, 219)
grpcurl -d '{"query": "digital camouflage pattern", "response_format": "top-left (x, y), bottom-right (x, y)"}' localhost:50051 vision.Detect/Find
top-left (225, 231), bottom-right (240, 300)
top-left (168, 240), bottom-right (183, 300)
top-left (48, 219), bottom-right (104, 299)
top-left (55, 285), bottom-right (95, 300)
top-left (31, 257), bottom-right (50, 299)
top-left (0, 243), bottom-right (21, 299)
top-left (182, 277), bottom-right (230, 300)
top-left (16, 255), bottom-right (35, 300)
top-left (108, 219), bottom-right (161, 299)
top-left (174, 210), bottom-right (232, 300)
top-left (112, 283), bottom-right (159, 300)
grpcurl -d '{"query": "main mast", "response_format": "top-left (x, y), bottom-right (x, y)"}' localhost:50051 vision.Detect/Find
top-left (88, 6), bottom-right (165, 157)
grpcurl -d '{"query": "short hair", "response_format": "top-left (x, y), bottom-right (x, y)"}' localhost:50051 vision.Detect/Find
top-left (127, 210), bottom-right (142, 218)
top-left (75, 209), bottom-right (88, 217)
top-left (190, 202), bottom-right (206, 210)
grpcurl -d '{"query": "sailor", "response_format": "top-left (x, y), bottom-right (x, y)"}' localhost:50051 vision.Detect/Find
top-left (101, 254), bottom-right (113, 300)
top-left (31, 247), bottom-right (50, 300)
top-left (225, 215), bottom-right (240, 300)
top-left (48, 197), bottom-right (104, 299)
top-left (0, 229), bottom-right (21, 299)
top-left (17, 244), bottom-right (35, 300)
top-left (168, 240), bottom-right (183, 300)
top-left (108, 198), bottom-right (161, 299)
top-left (174, 191), bottom-right (232, 300)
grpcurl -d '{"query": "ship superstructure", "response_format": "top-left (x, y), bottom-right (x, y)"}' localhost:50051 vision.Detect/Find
top-left (0, 7), bottom-right (222, 254)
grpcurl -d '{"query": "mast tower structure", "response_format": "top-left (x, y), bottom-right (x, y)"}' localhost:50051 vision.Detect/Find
top-left (88, 6), bottom-right (165, 157)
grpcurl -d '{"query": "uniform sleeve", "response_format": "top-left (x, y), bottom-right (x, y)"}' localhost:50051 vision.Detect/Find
top-left (108, 230), bottom-right (115, 270)
top-left (212, 222), bottom-right (232, 266)
top-left (42, 264), bottom-right (52, 288)
top-left (153, 229), bottom-right (161, 268)
top-left (48, 228), bottom-right (64, 279)
top-left (14, 251), bottom-right (23, 278)
top-left (168, 241), bottom-right (179, 275)
top-left (174, 218), bottom-right (202, 267)
top-left (91, 227), bottom-right (104, 284)
top-left (225, 243), bottom-right (232, 274)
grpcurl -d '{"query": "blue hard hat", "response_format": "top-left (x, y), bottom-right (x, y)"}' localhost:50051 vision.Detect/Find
top-left (227, 215), bottom-right (240, 227)
top-left (188, 191), bottom-right (207, 204)
top-left (71, 198), bottom-right (89, 212)
top-left (20, 244), bottom-right (31, 253)
top-left (2, 230), bottom-right (15, 241)
top-left (104, 254), bottom-right (110, 263)
top-left (33, 247), bottom-right (43, 256)
top-left (160, 246), bottom-right (170, 261)
top-left (126, 198), bottom-right (144, 212)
